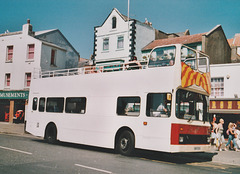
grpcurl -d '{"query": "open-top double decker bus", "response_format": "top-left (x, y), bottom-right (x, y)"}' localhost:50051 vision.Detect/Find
top-left (26, 44), bottom-right (211, 155)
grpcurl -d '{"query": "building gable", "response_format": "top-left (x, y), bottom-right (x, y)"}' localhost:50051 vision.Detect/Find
top-left (202, 25), bottom-right (231, 64)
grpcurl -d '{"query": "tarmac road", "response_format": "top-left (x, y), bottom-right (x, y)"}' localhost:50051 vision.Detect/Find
top-left (0, 122), bottom-right (240, 167)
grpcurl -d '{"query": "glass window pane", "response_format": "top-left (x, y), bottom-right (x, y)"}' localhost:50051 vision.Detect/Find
top-left (117, 36), bottom-right (124, 49)
top-left (103, 38), bottom-right (109, 51)
top-left (149, 46), bottom-right (175, 67)
top-left (39, 98), bottom-right (45, 112)
top-left (117, 97), bottom-right (140, 116)
top-left (146, 93), bottom-right (171, 117)
top-left (176, 89), bottom-right (208, 121)
top-left (46, 98), bottom-right (64, 113)
top-left (32, 97), bottom-right (38, 111)
top-left (65, 97), bottom-right (86, 114)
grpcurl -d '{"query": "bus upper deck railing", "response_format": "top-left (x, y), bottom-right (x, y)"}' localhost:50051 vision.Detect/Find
top-left (33, 56), bottom-right (209, 79)
top-left (33, 61), bottom-right (148, 79)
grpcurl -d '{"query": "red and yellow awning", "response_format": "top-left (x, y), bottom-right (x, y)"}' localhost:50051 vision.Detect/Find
top-left (181, 62), bottom-right (211, 95)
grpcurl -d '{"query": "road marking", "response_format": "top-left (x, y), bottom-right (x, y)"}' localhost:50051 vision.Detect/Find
top-left (0, 145), bottom-right (32, 155)
top-left (75, 164), bottom-right (112, 174)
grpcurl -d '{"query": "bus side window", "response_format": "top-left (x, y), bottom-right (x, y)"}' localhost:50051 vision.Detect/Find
top-left (32, 97), bottom-right (38, 111)
top-left (65, 97), bottom-right (86, 114)
top-left (146, 93), bottom-right (171, 117)
top-left (117, 97), bottom-right (140, 116)
top-left (39, 98), bottom-right (45, 112)
top-left (46, 98), bottom-right (64, 113)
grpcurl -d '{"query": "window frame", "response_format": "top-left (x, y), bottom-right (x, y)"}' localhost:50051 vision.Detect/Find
top-left (46, 97), bottom-right (64, 113)
top-left (39, 98), bottom-right (46, 112)
top-left (149, 46), bottom-right (176, 67)
top-left (211, 77), bottom-right (224, 97)
top-left (175, 89), bottom-right (208, 122)
top-left (146, 93), bottom-right (172, 117)
top-left (6, 45), bottom-right (14, 62)
top-left (50, 49), bottom-right (57, 66)
top-left (103, 38), bottom-right (109, 51)
top-left (116, 96), bottom-right (141, 116)
top-left (112, 17), bottom-right (117, 29)
top-left (32, 97), bottom-right (38, 111)
top-left (5, 73), bottom-right (11, 87)
top-left (25, 73), bottom-right (31, 87)
top-left (27, 44), bottom-right (35, 60)
top-left (65, 97), bottom-right (87, 114)
top-left (117, 36), bottom-right (124, 49)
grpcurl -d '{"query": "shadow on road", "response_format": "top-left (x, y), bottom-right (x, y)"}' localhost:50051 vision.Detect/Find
top-left (133, 149), bottom-right (217, 164)
top-left (32, 138), bottom-right (217, 164)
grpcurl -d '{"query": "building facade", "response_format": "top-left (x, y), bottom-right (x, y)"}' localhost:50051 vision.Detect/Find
top-left (142, 25), bottom-right (231, 65)
top-left (228, 33), bottom-right (240, 63)
top-left (93, 8), bottom-right (169, 64)
top-left (210, 63), bottom-right (240, 136)
top-left (0, 20), bottom-right (79, 123)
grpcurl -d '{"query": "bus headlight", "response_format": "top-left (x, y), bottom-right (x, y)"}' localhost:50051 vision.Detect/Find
top-left (207, 137), bottom-right (210, 143)
top-left (179, 136), bottom-right (184, 143)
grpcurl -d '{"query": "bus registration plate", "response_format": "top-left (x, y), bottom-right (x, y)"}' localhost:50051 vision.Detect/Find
top-left (194, 147), bottom-right (201, 150)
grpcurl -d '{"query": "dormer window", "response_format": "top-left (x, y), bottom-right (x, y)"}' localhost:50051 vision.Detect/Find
top-left (112, 17), bottom-right (117, 29)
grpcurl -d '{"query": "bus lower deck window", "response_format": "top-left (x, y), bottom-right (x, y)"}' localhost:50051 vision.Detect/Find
top-left (146, 93), bottom-right (171, 117)
top-left (117, 97), bottom-right (140, 116)
top-left (65, 97), bottom-right (86, 114)
top-left (46, 98), bottom-right (64, 113)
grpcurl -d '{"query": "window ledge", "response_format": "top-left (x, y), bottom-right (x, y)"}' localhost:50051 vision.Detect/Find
top-left (25, 59), bottom-right (34, 63)
top-left (116, 48), bottom-right (124, 51)
top-left (50, 64), bottom-right (57, 67)
top-left (102, 50), bottom-right (109, 53)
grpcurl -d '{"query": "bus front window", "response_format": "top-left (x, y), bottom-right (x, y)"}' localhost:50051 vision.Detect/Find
top-left (149, 46), bottom-right (175, 67)
top-left (176, 89), bottom-right (208, 121)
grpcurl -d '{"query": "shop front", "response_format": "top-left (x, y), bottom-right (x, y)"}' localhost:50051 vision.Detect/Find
top-left (0, 91), bottom-right (29, 123)
top-left (210, 99), bottom-right (240, 137)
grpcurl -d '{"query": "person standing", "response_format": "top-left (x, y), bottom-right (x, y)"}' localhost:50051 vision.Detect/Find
top-left (225, 122), bottom-right (236, 150)
top-left (233, 121), bottom-right (240, 151)
top-left (210, 115), bottom-right (218, 145)
top-left (216, 118), bottom-right (225, 151)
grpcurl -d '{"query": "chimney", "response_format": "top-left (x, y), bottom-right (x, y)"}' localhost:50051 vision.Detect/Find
top-left (22, 19), bottom-right (33, 36)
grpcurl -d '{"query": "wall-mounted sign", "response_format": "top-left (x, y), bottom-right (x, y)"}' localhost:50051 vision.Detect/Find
top-left (0, 91), bottom-right (29, 99)
top-left (210, 100), bottom-right (240, 110)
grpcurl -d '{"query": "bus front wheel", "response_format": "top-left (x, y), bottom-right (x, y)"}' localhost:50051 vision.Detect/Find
top-left (44, 123), bottom-right (57, 144)
top-left (117, 130), bottom-right (135, 156)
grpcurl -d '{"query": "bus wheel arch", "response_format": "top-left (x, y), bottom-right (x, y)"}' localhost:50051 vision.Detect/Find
top-left (115, 127), bottom-right (135, 156)
top-left (44, 122), bottom-right (58, 144)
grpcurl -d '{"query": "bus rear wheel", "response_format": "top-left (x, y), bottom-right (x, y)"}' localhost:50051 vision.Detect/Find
top-left (117, 130), bottom-right (135, 156)
top-left (44, 123), bottom-right (57, 144)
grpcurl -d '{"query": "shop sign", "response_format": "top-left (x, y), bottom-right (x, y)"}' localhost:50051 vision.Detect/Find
top-left (0, 91), bottom-right (29, 99)
top-left (210, 100), bottom-right (240, 110)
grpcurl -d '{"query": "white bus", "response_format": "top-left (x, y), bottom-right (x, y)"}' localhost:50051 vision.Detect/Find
top-left (26, 44), bottom-right (211, 155)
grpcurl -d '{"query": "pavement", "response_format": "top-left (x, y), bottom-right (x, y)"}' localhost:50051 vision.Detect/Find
top-left (0, 122), bottom-right (240, 166)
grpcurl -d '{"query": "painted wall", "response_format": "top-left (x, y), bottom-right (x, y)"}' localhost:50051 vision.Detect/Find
top-left (95, 9), bottom-right (131, 61)
top-left (0, 33), bottom-right (41, 90)
top-left (210, 63), bottom-right (240, 99)
top-left (135, 22), bottom-right (155, 61)
top-left (40, 44), bottom-right (67, 71)
top-left (203, 27), bottom-right (231, 64)
top-left (35, 30), bottom-right (79, 69)
top-left (94, 8), bottom-right (155, 63)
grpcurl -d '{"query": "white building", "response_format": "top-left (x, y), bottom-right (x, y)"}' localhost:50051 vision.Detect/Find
top-left (0, 20), bottom-right (79, 123)
top-left (210, 63), bottom-right (240, 134)
top-left (93, 8), bottom-right (159, 64)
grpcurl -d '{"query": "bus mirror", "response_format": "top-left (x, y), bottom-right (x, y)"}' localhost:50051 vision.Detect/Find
top-left (167, 94), bottom-right (172, 101)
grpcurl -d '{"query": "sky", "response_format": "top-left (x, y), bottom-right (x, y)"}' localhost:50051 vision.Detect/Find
top-left (1, 0), bottom-right (240, 59)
